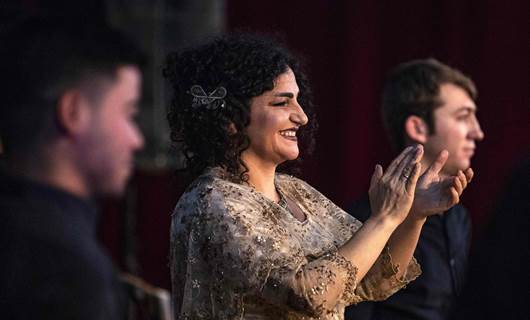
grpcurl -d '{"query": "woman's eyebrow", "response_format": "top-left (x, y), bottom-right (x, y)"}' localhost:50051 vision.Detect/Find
top-left (273, 92), bottom-right (294, 98)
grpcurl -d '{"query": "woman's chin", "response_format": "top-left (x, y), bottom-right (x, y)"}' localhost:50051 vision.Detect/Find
top-left (280, 152), bottom-right (300, 162)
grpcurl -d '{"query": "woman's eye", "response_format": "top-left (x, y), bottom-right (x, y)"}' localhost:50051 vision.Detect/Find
top-left (272, 101), bottom-right (288, 107)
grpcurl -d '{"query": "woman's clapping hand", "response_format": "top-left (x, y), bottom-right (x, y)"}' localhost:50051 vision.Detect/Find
top-left (409, 150), bottom-right (473, 219)
top-left (368, 145), bottom-right (423, 226)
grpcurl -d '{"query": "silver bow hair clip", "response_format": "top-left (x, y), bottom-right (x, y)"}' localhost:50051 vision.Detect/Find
top-left (189, 85), bottom-right (227, 110)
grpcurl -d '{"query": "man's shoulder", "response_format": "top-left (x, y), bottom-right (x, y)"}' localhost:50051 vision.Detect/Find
top-left (0, 191), bottom-right (47, 249)
top-left (0, 212), bottom-right (122, 319)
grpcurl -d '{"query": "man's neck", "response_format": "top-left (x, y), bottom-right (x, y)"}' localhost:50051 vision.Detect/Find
top-left (6, 148), bottom-right (91, 199)
top-left (420, 154), bottom-right (454, 178)
top-left (419, 157), bottom-right (431, 176)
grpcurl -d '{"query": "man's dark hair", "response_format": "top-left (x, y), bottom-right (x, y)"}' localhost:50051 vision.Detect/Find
top-left (381, 58), bottom-right (477, 150)
top-left (0, 17), bottom-right (145, 157)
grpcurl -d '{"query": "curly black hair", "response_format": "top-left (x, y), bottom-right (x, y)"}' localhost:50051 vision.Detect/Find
top-left (163, 33), bottom-right (317, 181)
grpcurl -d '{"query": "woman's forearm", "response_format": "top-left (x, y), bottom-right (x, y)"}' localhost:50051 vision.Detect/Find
top-left (338, 214), bottom-right (425, 283)
top-left (386, 215), bottom-right (426, 279)
top-left (338, 216), bottom-right (398, 281)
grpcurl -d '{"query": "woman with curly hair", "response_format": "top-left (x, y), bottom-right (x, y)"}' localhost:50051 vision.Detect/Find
top-left (164, 34), bottom-right (470, 320)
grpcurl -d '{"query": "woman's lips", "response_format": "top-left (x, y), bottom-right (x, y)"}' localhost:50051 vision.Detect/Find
top-left (279, 129), bottom-right (298, 141)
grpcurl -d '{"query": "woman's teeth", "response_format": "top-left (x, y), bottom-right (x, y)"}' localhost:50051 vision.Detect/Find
top-left (280, 130), bottom-right (296, 137)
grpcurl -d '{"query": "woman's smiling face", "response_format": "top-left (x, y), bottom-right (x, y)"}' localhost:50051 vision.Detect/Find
top-left (243, 68), bottom-right (309, 167)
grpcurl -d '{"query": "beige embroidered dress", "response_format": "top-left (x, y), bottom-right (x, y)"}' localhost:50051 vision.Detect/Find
top-left (170, 168), bottom-right (421, 319)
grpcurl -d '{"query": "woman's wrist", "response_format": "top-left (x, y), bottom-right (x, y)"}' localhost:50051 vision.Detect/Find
top-left (365, 214), bottom-right (400, 234)
top-left (400, 213), bottom-right (427, 228)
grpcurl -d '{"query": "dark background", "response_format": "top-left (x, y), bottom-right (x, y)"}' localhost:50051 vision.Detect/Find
top-left (3, 0), bottom-right (529, 291)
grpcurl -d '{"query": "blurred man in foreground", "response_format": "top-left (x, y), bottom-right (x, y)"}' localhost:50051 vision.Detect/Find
top-left (0, 17), bottom-right (144, 319)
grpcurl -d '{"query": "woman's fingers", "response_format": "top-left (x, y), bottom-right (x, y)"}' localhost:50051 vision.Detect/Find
top-left (425, 150), bottom-right (449, 177)
top-left (395, 146), bottom-right (421, 177)
top-left (370, 164), bottom-right (383, 189)
top-left (453, 175), bottom-right (464, 195)
top-left (458, 170), bottom-right (468, 191)
top-left (405, 162), bottom-right (422, 195)
top-left (450, 186), bottom-right (460, 205)
top-left (464, 167), bottom-right (474, 183)
top-left (451, 170), bottom-right (468, 196)
top-left (370, 145), bottom-right (425, 223)
top-left (385, 146), bottom-right (413, 178)
top-left (393, 145), bottom-right (423, 182)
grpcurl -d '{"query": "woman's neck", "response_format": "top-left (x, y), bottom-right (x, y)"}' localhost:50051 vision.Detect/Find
top-left (241, 152), bottom-right (279, 202)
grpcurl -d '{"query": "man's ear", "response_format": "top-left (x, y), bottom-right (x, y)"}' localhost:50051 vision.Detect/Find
top-left (404, 115), bottom-right (429, 144)
top-left (56, 90), bottom-right (91, 136)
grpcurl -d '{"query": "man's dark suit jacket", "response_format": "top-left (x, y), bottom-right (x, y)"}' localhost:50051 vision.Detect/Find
top-left (0, 171), bottom-right (126, 320)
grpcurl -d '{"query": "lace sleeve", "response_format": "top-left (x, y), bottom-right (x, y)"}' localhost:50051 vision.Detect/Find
top-left (350, 246), bottom-right (422, 304)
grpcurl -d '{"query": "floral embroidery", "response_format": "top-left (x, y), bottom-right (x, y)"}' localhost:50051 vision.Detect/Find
top-left (170, 167), bottom-right (421, 319)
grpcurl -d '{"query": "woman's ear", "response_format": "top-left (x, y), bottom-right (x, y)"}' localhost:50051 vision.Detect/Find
top-left (404, 115), bottom-right (429, 144)
top-left (227, 122), bottom-right (237, 135)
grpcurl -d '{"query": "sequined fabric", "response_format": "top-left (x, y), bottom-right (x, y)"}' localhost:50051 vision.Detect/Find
top-left (170, 167), bottom-right (421, 319)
